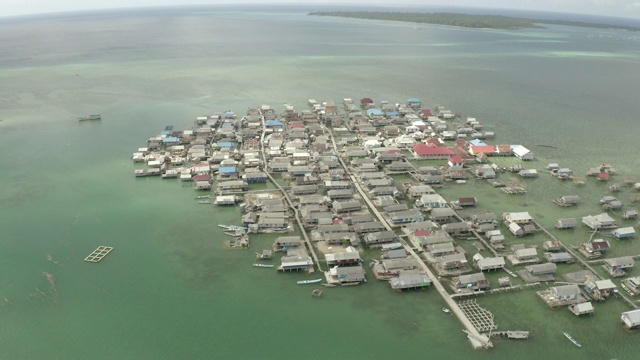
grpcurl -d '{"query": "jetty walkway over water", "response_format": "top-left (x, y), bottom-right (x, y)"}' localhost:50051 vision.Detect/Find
top-left (258, 111), bottom-right (323, 272)
top-left (327, 128), bottom-right (492, 349)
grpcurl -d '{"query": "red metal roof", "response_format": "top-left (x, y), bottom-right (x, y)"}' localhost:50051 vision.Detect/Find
top-left (413, 143), bottom-right (455, 156)
top-left (470, 145), bottom-right (496, 154)
top-left (193, 174), bottom-right (210, 181)
top-left (449, 155), bottom-right (464, 164)
top-left (455, 139), bottom-right (470, 148)
top-left (414, 230), bottom-right (431, 237)
top-left (420, 108), bottom-right (433, 117)
top-left (451, 146), bottom-right (470, 156)
top-left (360, 97), bottom-right (373, 104)
top-left (425, 137), bottom-right (443, 146)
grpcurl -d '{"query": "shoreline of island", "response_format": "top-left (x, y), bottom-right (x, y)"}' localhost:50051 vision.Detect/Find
top-left (308, 11), bottom-right (640, 32)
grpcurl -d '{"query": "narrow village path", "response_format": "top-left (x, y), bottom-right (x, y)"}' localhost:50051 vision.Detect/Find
top-left (258, 111), bottom-right (323, 272)
top-left (327, 127), bottom-right (492, 349)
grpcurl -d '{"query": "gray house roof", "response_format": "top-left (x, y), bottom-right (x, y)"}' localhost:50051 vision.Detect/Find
top-left (389, 274), bottom-right (431, 289)
top-left (318, 224), bottom-right (350, 233)
top-left (551, 284), bottom-right (580, 297)
top-left (330, 265), bottom-right (366, 282)
top-left (382, 258), bottom-right (420, 270)
top-left (605, 256), bottom-right (635, 268)
top-left (427, 242), bottom-right (456, 255)
top-left (332, 200), bottom-right (362, 212)
top-left (621, 309), bottom-right (640, 327)
top-left (457, 272), bottom-right (487, 284)
top-left (364, 230), bottom-right (396, 243)
top-left (526, 263), bottom-right (557, 275)
top-left (477, 256), bottom-right (506, 270)
top-left (430, 208), bottom-right (456, 219)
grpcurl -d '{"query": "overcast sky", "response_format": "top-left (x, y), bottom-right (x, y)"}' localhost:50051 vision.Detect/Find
top-left (2, 0), bottom-right (640, 19)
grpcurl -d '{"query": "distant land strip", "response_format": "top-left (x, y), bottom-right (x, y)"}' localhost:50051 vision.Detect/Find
top-left (308, 11), bottom-right (640, 31)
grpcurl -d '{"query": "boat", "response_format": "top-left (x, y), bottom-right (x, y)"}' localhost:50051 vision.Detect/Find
top-left (268, 226), bottom-right (292, 233)
top-left (218, 224), bottom-right (248, 231)
top-left (311, 288), bottom-right (323, 297)
top-left (297, 279), bottom-right (322, 285)
top-left (620, 283), bottom-right (635, 296)
top-left (78, 114), bottom-right (101, 121)
top-left (198, 200), bottom-right (213, 204)
top-left (502, 266), bottom-right (518, 278)
top-left (253, 263), bottom-right (274, 268)
top-left (563, 332), bottom-right (581, 348)
top-left (492, 330), bottom-right (529, 340)
top-left (195, 195), bottom-right (212, 199)
top-left (442, 307), bottom-right (451, 314)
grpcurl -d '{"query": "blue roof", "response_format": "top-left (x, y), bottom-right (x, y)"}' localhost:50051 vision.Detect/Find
top-left (221, 123), bottom-right (233, 127)
top-left (162, 137), bottom-right (180, 143)
top-left (385, 111), bottom-right (399, 117)
top-left (469, 139), bottom-right (487, 146)
top-left (216, 141), bottom-right (235, 147)
top-left (160, 130), bottom-right (171, 135)
top-left (265, 120), bottom-right (284, 126)
top-left (367, 108), bottom-right (384, 116)
top-left (224, 112), bottom-right (235, 119)
top-left (407, 98), bottom-right (421, 103)
top-left (219, 166), bottom-right (237, 173)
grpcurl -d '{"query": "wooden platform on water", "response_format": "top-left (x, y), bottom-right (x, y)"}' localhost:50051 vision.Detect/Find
top-left (458, 299), bottom-right (497, 332)
top-left (84, 246), bottom-right (113, 262)
top-left (502, 186), bottom-right (527, 195)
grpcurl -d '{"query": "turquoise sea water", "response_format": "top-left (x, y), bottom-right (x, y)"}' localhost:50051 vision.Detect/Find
top-left (1, 6), bottom-right (640, 359)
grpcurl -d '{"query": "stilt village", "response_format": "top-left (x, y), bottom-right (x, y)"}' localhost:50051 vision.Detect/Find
top-left (128, 97), bottom-right (640, 349)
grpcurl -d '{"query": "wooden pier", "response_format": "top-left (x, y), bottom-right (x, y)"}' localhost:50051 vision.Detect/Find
top-left (502, 266), bottom-right (519, 278)
top-left (451, 282), bottom-right (542, 299)
top-left (84, 246), bottom-right (113, 263)
top-left (502, 186), bottom-right (527, 195)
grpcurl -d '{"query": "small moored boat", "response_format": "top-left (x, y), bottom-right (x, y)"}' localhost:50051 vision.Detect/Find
top-left (218, 224), bottom-right (248, 231)
top-left (78, 114), bottom-right (101, 121)
top-left (563, 332), bottom-right (581, 348)
top-left (253, 263), bottom-right (274, 268)
top-left (297, 279), bottom-right (322, 285)
top-left (442, 307), bottom-right (451, 314)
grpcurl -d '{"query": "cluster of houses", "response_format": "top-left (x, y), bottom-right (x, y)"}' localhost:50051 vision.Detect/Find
top-left (132, 111), bottom-right (266, 195)
top-left (131, 95), bottom-right (640, 333)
